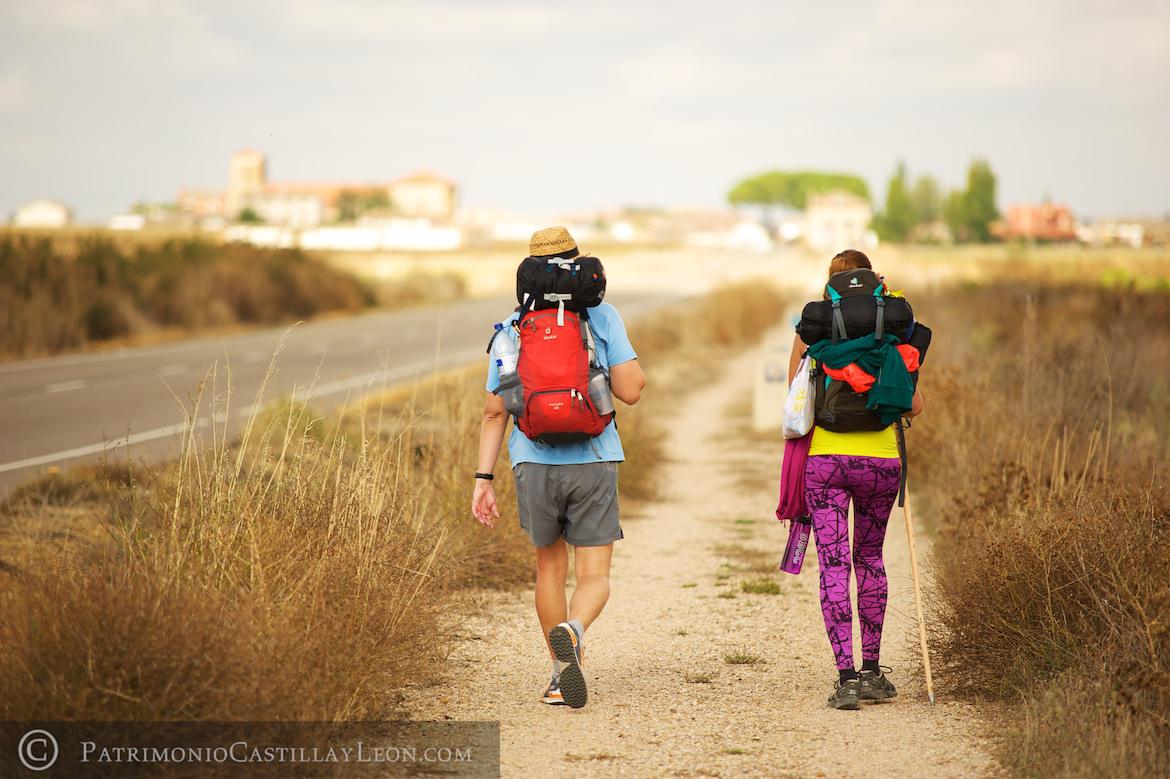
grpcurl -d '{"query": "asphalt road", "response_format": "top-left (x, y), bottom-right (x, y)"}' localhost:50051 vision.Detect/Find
top-left (0, 293), bottom-right (670, 494)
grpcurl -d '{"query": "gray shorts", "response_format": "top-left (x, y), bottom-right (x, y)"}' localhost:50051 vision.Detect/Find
top-left (513, 462), bottom-right (623, 548)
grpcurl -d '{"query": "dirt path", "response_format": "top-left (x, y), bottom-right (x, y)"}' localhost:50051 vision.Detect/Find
top-left (406, 344), bottom-right (996, 778)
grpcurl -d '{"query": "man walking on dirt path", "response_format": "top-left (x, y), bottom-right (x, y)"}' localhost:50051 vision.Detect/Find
top-left (471, 226), bottom-right (646, 709)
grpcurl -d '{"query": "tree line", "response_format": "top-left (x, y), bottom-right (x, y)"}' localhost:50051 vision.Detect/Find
top-left (727, 159), bottom-right (1000, 244)
top-left (872, 159), bottom-right (999, 243)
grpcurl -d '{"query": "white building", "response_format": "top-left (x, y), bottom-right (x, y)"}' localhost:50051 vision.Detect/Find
top-left (388, 171), bottom-right (457, 220)
top-left (109, 214), bottom-right (146, 231)
top-left (254, 194), bottom-right (324, 229)
top-left (804, 191), bottom-right (875, 251)
top-left (1080, 219), bottom-right (1145, 249)
top-left (301, 220), bottom-right (462, 251)
top-left (226, 148), bottom-right (267, 218)
top-left (224, 221), bottom-right (462, 252)
top-left (13, 199), bottom-right (73, 228)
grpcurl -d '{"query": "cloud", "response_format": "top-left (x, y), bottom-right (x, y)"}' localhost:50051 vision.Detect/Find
top-left (0, 68), bottom-right (32, 112)
top-left (11, 0), bottom-right (193, 32)
top-left (275, 0), bottom-right (556, 41)
top-left (9, 0), bottom-right (249, 76)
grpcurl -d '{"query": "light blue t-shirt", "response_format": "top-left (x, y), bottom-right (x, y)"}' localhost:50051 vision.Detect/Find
top-left (485, 302), bottom-right (637, 466)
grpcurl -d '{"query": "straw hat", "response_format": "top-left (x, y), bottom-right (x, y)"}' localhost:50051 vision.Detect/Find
top-left (529, 226), bottom-right (579, 258)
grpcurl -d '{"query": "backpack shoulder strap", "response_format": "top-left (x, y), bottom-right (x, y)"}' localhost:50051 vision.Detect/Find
top-left (826, 285), bottom-right (847, 342)
top-left (581, 313), bottom-right (600, 367)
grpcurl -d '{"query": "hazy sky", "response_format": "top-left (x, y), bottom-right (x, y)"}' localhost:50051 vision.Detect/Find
top-left (2, 0), bottom-right (1168, 222)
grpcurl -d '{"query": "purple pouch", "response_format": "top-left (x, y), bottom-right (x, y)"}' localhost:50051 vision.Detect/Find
top-left (775, 432), bottom-right (812, 521)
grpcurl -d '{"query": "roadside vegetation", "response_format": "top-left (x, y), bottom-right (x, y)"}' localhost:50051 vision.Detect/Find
top-left (0, 281), bottom-right (786, 721)
top-left (913, 265), bottom-right (1170, 778)
top-left (0, 235), bottom-right (465, 360)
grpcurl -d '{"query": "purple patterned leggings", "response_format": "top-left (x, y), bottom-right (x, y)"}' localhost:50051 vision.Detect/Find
top-left (804, 455), bottom-right (902, 670)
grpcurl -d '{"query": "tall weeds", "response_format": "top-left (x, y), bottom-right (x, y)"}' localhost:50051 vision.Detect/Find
top-left (913, 277), bottom-right (1170, 777)
top-left (0, 365), bottom-right (457, 719)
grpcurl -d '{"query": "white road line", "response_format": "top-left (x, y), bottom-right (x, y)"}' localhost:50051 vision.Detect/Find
top-left (0, 346), bottom-right (484, 476)
top-left (45, 379), bottom-right (86, 394)
top-left (0, 421), bottom-right (192, 473)
top-left (0, 305), bottom-right (451, 375)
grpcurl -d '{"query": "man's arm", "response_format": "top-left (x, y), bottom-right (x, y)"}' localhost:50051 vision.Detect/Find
top-left (471, 392), bottom-right (508, 527)
top-left (610, 359), bottom-right (646, 405)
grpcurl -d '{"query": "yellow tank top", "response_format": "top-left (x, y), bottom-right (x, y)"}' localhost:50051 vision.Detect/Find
top-left (808, 425), bottom-right (900, 459)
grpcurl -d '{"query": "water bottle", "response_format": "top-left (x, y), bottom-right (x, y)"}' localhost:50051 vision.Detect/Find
top-left (489, 323), bottom-right (519, 375)
top-left (490, 324), bottom-right (524, 417)
top-left (779, 515), bottom-right (812, 575)
top-left (587, 366), bottom-right (615, 416)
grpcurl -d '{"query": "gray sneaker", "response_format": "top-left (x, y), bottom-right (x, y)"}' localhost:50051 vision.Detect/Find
top-left (828, 677), bottom-right (861, 710)
top-left (859, 667), bottom-right (897, 701)
top-left (542, 675), bottom-right (567, 705)
top-left (548, 623), bottom-right (587, 709)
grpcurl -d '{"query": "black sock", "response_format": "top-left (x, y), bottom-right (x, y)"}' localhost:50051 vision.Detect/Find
top-left (861, 659), bottom-right (880, 673)
top-left (838, 668), bottom-right (859, 682)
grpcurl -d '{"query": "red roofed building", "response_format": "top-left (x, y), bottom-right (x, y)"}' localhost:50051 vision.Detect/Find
top-left (207, 150), bottom-right (457, 225)
top-left (1002, 202), bottom-right (1076, 242)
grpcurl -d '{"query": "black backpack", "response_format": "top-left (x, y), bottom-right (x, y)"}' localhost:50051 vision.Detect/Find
top-left (515, 254), bottom-right (606, 314)
top-left (802, 269), bottom-right (930, 433)
top-left (796, 271), bottom-right (915, 345)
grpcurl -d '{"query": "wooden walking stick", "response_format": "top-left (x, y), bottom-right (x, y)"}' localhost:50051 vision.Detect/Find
top-left (896, 419), bottom-right (936, 705)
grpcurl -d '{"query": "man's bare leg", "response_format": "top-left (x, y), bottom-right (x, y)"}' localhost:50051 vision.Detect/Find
top-left (544, 542), bottom-right (613, 709)
top-left (568, 543), bottom-right (614, 631)
top-left (535, 539), bottom-right (569, 656)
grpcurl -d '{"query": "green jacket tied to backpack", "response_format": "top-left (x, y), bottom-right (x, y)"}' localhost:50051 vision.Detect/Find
top-left (807, 334), bottom-right (915, 428)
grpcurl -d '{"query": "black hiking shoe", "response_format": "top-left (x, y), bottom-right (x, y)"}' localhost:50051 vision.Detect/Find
top-left (859, 666), bottom-right (898, 701)
top-left (828, 677), bottom-right (861, 710)
top-left (548, 623), bottom-right (587, 709)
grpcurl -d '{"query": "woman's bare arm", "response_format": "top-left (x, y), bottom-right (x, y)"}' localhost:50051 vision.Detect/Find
top-left (906, 388), bottom-right (924, 418)
top-left (788, 333), bottom-right (807, 383)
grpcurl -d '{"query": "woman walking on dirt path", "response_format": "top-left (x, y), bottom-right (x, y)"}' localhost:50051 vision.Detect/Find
top-left (788, 249), bottom-right (925, 711)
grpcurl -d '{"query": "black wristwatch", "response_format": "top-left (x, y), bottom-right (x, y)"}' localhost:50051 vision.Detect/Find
top-left (474, 472), bottom-right (494, 481)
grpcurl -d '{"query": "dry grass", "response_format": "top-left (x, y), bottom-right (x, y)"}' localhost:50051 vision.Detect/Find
top-left (912, 273), bottom-right (1170, 777)
top-left (740, 577), bottom-right (780, 595)
top-left (0, 369), bottom-right (454, 719)
top-left (722, 649), bottom-right (763, 666)
top-left (0, 280), bottom-right (786, 721)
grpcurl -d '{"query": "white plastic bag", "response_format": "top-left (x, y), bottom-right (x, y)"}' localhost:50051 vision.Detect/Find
top-left (782, 356), bottom-right (815, 439)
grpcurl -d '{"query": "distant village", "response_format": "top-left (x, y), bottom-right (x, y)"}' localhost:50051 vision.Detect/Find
top-left (8, 150), bottom-right (1170, 251)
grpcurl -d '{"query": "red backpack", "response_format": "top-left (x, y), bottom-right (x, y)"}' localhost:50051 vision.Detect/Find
top-left (515, 308), bottom-right (612, 445)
